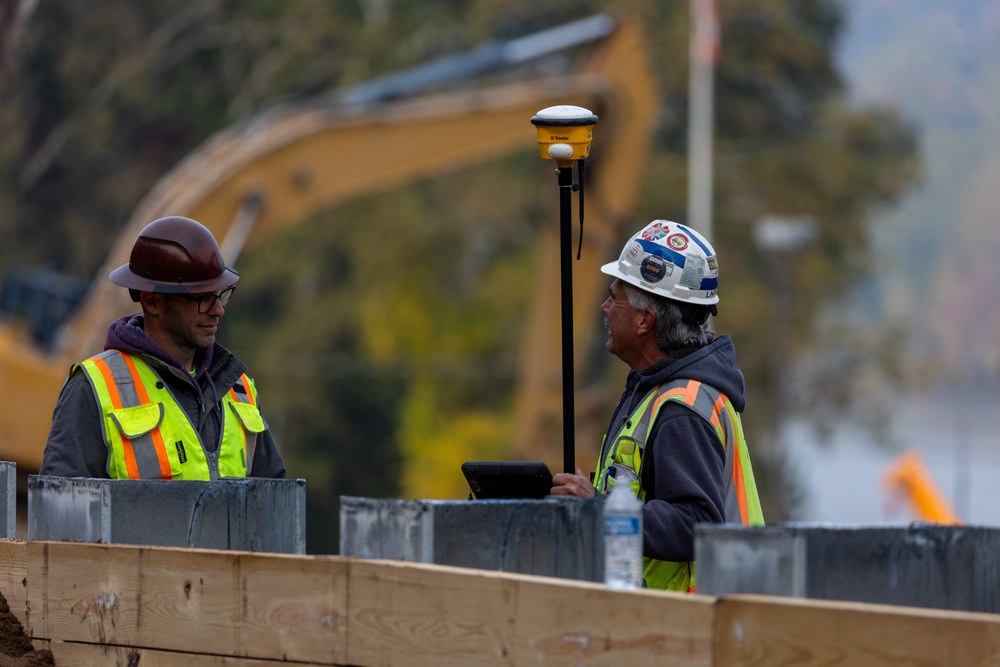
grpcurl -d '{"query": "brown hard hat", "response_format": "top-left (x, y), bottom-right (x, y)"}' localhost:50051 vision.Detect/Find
top-left (110, 216), bottom-right (240, 294)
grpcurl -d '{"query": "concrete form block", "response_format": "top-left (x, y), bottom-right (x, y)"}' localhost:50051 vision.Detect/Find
top-left (340, 496), bottom-right (604, 581)
top-left (696, 522), bottom-right (1000, 613)
top-left (27, 475), bottom-right (306, 554)
top-left (0, 462), bottom-right (14, 539)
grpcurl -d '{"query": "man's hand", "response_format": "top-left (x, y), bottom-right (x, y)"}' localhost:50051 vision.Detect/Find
top-left (550, 464), bottom-right (597, 497)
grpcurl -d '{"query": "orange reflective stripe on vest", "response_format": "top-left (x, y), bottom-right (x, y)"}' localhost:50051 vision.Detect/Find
top-left (228, 373), bottom-right (259, 470)
top-left (228, 374), bottom-right (256, 406)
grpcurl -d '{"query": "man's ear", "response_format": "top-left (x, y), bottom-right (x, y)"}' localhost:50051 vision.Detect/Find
top-left (138, 291), bottom-right (162, 315)
top-left (635, 308), bottom-right (656, 336)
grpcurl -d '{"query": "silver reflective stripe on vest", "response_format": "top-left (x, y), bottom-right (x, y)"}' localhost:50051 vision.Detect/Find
top-left (714, 399), bottom-right (740, 522)
top-left (98, 350), bottom-right (167, 479)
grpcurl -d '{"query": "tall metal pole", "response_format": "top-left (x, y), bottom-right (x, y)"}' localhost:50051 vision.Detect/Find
top-left (530, 105), bottom-right (598, 473)
top-left (557, 165), bottom-right (576, 475)
top-left (688, 0), bottom-right (718, 241)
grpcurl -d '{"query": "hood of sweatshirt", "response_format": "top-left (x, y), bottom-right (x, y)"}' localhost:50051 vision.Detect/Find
top-left (634, 334), bottom-right (747, 412)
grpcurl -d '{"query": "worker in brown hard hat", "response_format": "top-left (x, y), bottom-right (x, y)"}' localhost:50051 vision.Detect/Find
top-left (40, 216), bottom-right (286, 480)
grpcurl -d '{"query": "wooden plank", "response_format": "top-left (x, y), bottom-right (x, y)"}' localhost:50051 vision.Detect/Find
top-left (28, 541), bottom-right (230, 648)
top-left (345, 559), bottom-right (714, 667)
top-left (715, 594), bottom-right (1000, 666)
top-left (510, 577), bottom-right (713, 666)
top-left (238, 552), bottom-right (346, 663)
top-left (28, 540), bottom-right (1000, 667)
top-left (0, 540), bottom-right (26, 626)
top-left (346, 559), bottom-right (518, 667)
top-left (27, 542), bottom-right (348, 664)
top-left (49, 641), bottom-right (335, 666)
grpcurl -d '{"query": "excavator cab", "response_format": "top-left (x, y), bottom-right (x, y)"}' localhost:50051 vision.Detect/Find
top-left (0, 267), bottom-right (87, 352)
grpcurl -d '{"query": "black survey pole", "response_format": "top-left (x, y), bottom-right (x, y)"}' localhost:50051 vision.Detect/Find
top-left (557, 165), bottom-right (576, 475)
top-left (530, 105), bottom-right (598, 474)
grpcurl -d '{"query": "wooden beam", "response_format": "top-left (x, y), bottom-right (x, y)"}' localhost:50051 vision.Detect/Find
top-left (26, 542), bottom-right (347, 664)
top-left (508, 572), bottom-right (713, 665)
top-left (49, 641), bottom-right (331, 666)
top-left (346, 560), bottom-right (518, 667)
top-left (346, 559), bottom-right (714, 666)
top-left (13, 540), bottom-right (1000, 666)
top-left (0, 540), bottom-right (26, 626)
top-left (714, 594), bottom-right (1000, 666)
top-left (24, 541), bottom-right (716, 666)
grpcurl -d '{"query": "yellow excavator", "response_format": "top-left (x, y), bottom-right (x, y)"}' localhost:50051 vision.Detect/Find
top-left (0, 15), bottom-right (659, 474)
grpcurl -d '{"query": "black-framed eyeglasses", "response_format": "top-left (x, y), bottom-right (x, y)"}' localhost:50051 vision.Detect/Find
top-left (174, 286), bottom-right (236, 314)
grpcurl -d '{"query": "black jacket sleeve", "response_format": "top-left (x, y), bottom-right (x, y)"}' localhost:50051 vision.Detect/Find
top-left (248, 416), bottom-right (287, 479)
top-left (40, 370), bottom-right (111, 478)
top-left (639, 403), bottom-right (726, 562)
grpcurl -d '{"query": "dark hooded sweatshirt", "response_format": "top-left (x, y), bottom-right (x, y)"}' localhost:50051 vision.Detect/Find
top-left (40, 314), bottom-right (286, 479)
top-left (598, 334), bottom-right (746, 563)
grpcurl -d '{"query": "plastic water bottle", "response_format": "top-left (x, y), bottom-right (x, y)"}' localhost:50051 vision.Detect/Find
top-left (603, 480), bottom-right (643, 589)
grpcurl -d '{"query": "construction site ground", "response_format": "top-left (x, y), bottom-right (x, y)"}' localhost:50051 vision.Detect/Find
top-left (0, 592), bottom-right (51, 667)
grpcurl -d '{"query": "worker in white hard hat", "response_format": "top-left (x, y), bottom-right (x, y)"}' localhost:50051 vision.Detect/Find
top-left (551, 219), bottom-right (763, 591)
top-left (41, 216), bottom-right (286, 480)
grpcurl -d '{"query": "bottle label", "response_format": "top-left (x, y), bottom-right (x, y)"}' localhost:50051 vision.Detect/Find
top-left (604, 516), bottom-right (640, 536)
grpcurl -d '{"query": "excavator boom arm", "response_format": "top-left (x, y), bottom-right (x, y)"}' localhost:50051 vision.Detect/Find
top-left (0, 18), bottom-right (658, 471)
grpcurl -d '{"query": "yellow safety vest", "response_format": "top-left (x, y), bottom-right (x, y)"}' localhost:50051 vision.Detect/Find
top-left (78, 350), bottom-right (266, 480)
top-left (594, 379), bottom-right (764, 591)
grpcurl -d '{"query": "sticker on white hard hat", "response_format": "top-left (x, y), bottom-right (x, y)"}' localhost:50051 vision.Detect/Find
top-left (667, 233), bottom-right (689, 251)
top-left (623, 241), bottom-right (644, 265)
top-left (639, 255), bottom-right (668, 283)
top-left (679, 255), bottom-right (705, 290)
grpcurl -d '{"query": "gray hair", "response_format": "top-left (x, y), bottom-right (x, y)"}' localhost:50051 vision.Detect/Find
top-left (621, 282), bottom-right (715, 351)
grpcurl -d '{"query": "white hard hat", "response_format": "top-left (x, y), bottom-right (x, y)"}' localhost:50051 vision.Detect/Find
top-left (601, 220), bottom-right (719, 305)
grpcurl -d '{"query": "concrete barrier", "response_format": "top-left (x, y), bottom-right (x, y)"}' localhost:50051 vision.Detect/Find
top-left (340, 495), bottom-right (604, 581)
top-left (27, 475), bottom-right (307, 554)
top-left (0, 461), bottom-right (14, 539)
top-left (696, 522), bottom-right (1000, 613)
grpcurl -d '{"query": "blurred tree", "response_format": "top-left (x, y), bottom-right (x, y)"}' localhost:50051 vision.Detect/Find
top-left (0, 0), bottom-right (919, 548)
top-left (622, 0), bottom-right (921, 520)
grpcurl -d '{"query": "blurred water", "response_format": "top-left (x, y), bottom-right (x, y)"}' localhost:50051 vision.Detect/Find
top-left (788, 386), bottom-right (1000, 527)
